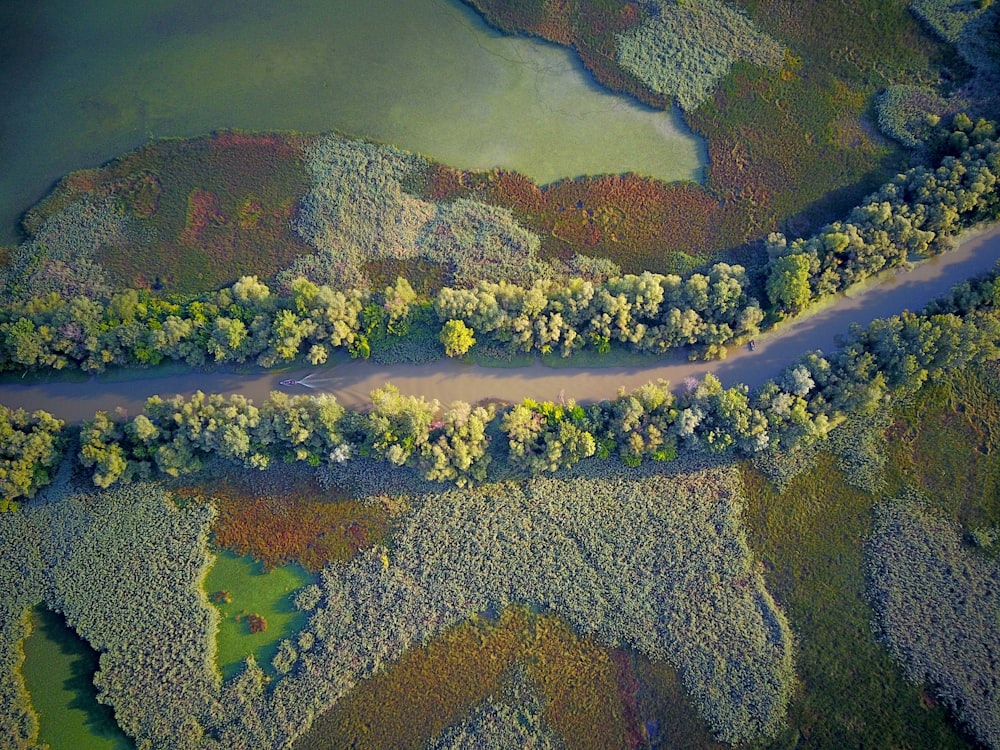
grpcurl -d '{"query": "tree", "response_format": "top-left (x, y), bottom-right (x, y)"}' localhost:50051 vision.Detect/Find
top-left (0, 405), bottom-right (64, 503)
top-left (440, 319), bottom-right (476, 357)
top-left (766, 252), bottom-right (813, 314)
top-left (79, 411), bottom-right (129, 488)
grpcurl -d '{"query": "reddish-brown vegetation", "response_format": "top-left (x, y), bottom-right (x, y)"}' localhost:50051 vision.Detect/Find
top-left (175, 474), bottom-right (389, 572)
top-left (237, 611), bottom-right (268, 633)
top-left (22, 130), bottom-right (314, 294)
top-left (179, 188), bottom-right (225, 247)
top-left (418, 164), bottom-right (724, 273)
top-left (320, 607), bottom-right (634, 749)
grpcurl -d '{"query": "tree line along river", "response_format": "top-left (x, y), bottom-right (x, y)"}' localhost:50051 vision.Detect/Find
top-left (1, 224), bottom-right (997, 423)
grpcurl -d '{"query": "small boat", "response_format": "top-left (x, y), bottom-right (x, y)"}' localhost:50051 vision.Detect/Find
top-left (280, 373), bottom-right (319, 388)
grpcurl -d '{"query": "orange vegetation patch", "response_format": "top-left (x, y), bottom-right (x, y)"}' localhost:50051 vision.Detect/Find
top-left (419, 163), bottom-right (724, 274)
top-left (313, 607), bottom-right (636, 749)
top-left (175, 473), bottom-right (389, 572)
top-left (179, 188), bottom-right (224, 246)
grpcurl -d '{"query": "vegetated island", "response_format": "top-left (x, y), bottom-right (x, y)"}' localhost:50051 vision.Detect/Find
top-left (2, 1), bottom-right (1000, 749)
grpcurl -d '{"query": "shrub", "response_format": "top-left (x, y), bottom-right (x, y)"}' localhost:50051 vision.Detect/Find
top-left (866, 497), bottom-right (1000, 748)
top-left (875, 85), bottom-right (948, 148)
top-left (252, 463), bottom-right (794, 748)
top-left (6, 477), bottom-right (222, 749)
top-left (616, 0), bottom-right (784, 112)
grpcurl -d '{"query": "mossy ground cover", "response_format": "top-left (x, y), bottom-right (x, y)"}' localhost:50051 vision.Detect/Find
top-left (21, 607), bottom-right (133, 750)
top-left (305, 606), bottom-right (635, 750)
top-left (204, 551), bottom-right (311, 682)
top-left (22, 131), bottom-right (313, 295)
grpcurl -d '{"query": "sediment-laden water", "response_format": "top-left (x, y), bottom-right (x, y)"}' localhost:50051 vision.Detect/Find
top-left (2, 225), bottom-right (997, 421)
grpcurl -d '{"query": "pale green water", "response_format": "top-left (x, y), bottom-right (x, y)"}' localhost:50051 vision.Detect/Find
top-left (0, 0), bottom-right (704, 245)
top-left (205, 550), bottom-right (312, 681)
top-left (21, 606), bottom-right (133, 750)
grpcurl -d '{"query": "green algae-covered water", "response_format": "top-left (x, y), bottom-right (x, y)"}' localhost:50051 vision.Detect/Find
top-left (21, 607), bottom-right (134, 750)
top-left (205, 550), bottom-right (312, 681)
top-left (0, 0), bottom-right (704, 245)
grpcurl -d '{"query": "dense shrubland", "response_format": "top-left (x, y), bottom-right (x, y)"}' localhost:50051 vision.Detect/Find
top-left (0, 478), bottom-right (222, 750)
top-left (866, 497), bottom-right (1000, 749)
top-left (285, 136), bottom-right (581, 291)
top-left (223, 464), bottom-right (794, 748)
top-left (616, 0), bottom-right (785, 112)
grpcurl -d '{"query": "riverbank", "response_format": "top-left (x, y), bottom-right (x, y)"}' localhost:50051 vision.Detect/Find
top-left (0, 223), bottom-right (996, 422)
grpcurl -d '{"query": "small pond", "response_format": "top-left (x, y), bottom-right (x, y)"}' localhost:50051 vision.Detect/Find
top-left (21, 606), bottom-right (133, 750)
top-left (205, 550), bottom-right (312, 681)
top-left (0, 0), bottom-right (705, 244)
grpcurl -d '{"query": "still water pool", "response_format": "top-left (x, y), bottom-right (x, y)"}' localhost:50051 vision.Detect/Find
top-left (0, 0), bottom-right (704, 245)
top-left (21, 607), bottom-right (133, 750)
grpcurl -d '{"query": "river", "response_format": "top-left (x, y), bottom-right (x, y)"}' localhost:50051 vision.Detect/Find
top-left (1, 224), bottom-right (997, 422)
top-left (0, 0), bottom-right (702, 246)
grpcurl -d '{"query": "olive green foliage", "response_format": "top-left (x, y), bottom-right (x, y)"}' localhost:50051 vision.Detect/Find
top-left (501, 398), bottom-right (597, 473)
top-left (875, 85), bottom-right (948, 148)
top-left (0, 478), bottom-right (221, 749)
top-left (435, 263), bottom-right (763, 359)
top-left (0, 405), bottom-right (64, 505)
top-left (866, 497), bottom-right (1000, 748)
top-left (616, 0), bottom-right (784, 111)
top-left (249, 464), bottom-right (793, 748)
top-left (288, 136), bottom-right (555, 289)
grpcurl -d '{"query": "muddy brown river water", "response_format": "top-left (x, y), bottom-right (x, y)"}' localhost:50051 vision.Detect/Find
top-left (1, 225), bottom-right (998, 422)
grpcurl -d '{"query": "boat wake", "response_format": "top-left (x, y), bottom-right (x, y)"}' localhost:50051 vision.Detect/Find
top-left (278, 373), bottom-right (328, 389)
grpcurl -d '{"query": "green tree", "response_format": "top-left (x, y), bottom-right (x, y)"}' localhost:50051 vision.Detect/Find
top-left (0, 405), bottom-right (64, 503)
top-left (440, 319), bottom-right (477, 357)
top-left (766, 252), bottom-right (813, 314)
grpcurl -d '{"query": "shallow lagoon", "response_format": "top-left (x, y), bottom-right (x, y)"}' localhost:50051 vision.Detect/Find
top-left (21, 607), bottom-right (133, 750)
top-left (205, 550), bottom-right (312, 681)
top-left (0, 0), bottom-right (704, 244)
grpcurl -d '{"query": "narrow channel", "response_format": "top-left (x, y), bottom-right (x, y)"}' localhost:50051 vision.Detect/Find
top-left (1, 225), bottom-right (997, 421)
